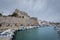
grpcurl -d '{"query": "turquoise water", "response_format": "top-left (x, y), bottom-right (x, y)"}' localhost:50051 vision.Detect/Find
top-left (13, 26), bottom-right (60, 40)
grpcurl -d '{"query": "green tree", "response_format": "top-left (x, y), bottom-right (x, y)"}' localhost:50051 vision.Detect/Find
top-left (8, 15), bottom-right (12, 16)
top-left (0, 13), bottom-right (2, 16)
top-left (12, 12), bottom-right (18, 17)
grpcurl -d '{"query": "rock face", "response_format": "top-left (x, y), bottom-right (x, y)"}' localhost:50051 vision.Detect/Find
top-left (0, 9), bottom-right (39, 31)
top-left (0, 37), bottom-right (11, 40)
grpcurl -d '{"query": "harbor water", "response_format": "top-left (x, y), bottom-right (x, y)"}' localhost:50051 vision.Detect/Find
top-left (12, 26), bottom-right (60, 40)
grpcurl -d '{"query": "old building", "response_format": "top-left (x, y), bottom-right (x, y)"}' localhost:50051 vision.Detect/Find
top-left (0, 9), bottom-right (39, 31)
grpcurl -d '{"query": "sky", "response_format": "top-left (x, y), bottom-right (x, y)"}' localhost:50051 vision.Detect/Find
top-left (0, 0), bottom-right (60, 22)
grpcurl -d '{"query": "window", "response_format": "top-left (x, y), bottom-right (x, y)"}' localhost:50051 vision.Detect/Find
top-left (22, 16), bottom-right (24, 18)
top-left (7, 23), bottom-right (10, 27)
top-left (21, 24), bottom-right (23, 26)
top-left (15, 24), bottom-right (17, 26)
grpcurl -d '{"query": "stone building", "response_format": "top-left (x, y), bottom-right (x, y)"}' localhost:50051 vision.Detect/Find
top-left (0, 9), bottom-right (39, 31)
top-left (14, 9), bottom-right (31, 26)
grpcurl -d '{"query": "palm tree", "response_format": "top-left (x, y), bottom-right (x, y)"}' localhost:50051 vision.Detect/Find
top-left (8, 15), bottom-right (12, 17)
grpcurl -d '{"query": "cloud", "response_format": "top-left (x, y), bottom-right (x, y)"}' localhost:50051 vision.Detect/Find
top-left (0, 0), bottom-right (60, 22)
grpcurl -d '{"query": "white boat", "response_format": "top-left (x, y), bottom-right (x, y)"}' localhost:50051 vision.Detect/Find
top-left (0, 29), bottom-right (15, 38)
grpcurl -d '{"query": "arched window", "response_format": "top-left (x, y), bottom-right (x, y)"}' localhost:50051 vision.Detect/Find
top-left (22, 16), bottom-right (24, 18)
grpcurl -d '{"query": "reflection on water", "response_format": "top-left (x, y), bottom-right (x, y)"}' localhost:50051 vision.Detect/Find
top-left (13, 26), bottom-right (60, 40)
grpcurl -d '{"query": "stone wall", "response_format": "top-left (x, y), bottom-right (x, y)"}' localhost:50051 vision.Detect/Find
top-left (0, 9), bottom-right (39, 31)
